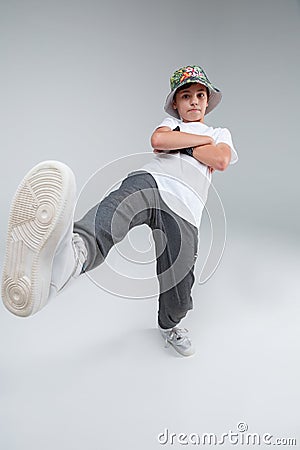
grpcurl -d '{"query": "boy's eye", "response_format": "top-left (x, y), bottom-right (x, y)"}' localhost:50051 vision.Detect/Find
top-left (182, 94), bottom-right (190, 99)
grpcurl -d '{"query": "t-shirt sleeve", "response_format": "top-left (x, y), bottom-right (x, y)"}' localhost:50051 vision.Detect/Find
top-left (154, 117), bottom-right (179, 131)
top-left (216, 128), bottom-right (238, 165)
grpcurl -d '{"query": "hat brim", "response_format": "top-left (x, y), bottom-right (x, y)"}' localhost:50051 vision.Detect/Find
top-left (164, 80), bottom-right (222, 119)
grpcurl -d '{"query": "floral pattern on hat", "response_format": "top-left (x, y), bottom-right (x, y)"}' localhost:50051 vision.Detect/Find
top-left (170, 65), bottom-right (213, 92)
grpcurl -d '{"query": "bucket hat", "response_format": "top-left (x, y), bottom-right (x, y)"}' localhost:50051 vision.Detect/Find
top-left (164, 65), bottom-right (222, 118)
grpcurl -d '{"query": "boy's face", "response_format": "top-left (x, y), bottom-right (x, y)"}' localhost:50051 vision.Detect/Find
top-left (172, 83), bottom-right (209, 123)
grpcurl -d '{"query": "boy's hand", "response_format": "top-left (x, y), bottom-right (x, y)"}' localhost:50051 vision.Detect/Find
top-left (193, 143), bottom-right (231, 171)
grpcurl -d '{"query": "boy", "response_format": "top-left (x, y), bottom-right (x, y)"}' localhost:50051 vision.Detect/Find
top-left (1, 65), bottom-right (238, 357)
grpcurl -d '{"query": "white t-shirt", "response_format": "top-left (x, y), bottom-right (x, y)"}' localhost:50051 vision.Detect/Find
top-left (140, 117), bottom-right (238, 227)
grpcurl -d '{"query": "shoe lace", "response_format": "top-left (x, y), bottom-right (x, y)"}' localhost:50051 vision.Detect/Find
top-left (72, 233), bottom-right (88, 277)
top-left (165, 327), bottom-right (190, 348)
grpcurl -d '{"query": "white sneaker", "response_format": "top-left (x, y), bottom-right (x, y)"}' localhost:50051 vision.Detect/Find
top-left (159, 325), bottom-right (195, 357)
top-left (1, 160), bottom-right (87, 317)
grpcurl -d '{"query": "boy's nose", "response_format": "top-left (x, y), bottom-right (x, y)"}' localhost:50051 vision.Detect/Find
top-left (190, 96), bottom-right (198, 105)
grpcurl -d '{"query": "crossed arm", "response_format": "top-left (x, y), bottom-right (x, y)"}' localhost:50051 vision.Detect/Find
top-left (151, 126), bottom-right (232, 171)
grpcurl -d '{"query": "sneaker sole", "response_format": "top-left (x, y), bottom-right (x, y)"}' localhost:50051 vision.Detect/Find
top-left (1, 160), bottom-right (76, 317)
top-left (168, 341), bottom-right (195, 357)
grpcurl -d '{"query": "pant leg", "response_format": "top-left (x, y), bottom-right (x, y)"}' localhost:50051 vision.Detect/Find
top-left (73, 171), bottom-right (157, 271)
top-left (152, 197), bottom-right (198, 330)
top-left (74, 170), bottom-right (198, 329)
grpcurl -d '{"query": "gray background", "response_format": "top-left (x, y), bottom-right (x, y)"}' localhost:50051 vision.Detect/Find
top-left (0, 1), bottom-right (299, 449)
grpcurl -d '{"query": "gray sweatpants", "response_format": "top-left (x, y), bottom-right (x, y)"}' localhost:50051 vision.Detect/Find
top-left (73, 171), bottom-right (198, 329)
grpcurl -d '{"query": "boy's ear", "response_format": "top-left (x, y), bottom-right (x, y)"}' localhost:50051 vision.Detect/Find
top-left (172, 101), bottom-right (177, 110)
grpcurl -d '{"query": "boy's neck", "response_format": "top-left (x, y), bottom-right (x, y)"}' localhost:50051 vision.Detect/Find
top-left (181, 119), bottom-right (205, 124)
